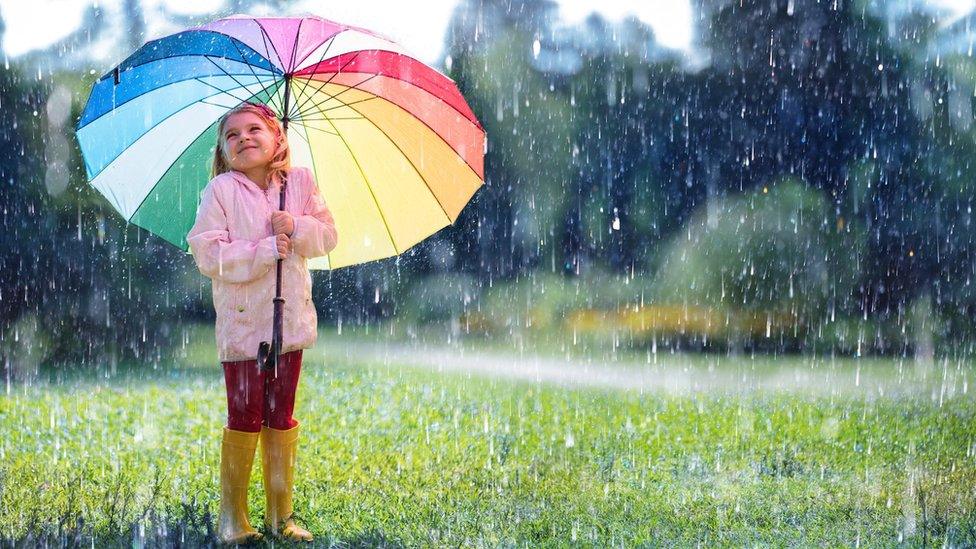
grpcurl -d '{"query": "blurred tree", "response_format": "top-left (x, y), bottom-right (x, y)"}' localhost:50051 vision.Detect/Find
top-left (445, 0), bottom-right (576, 280)
top-left (680, 0), bottom-right (933, 317)
top-left (0, 8), bottom-right (50, 376)
top-left (569, 15), bottom-right (683, 275)
top-left (651, 177), bottom-right (864, 327)
top-left (122, 0), bottom-right (146, 52)
top-left (2, 55), bottom-right (205, 375)
top-left (16, 71), bottom-right (202, 372)
top-left (904, 9), bottom-right (976, 350)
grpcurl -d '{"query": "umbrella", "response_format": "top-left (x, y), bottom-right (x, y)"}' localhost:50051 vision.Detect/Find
top-left (76, 14), bottom-right (485, 270)
top-left (76, 14), bottom-right (485, 369)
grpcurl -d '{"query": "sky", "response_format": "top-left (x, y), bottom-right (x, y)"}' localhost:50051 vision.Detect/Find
top-left (2, 0), bottom-right (694, 64)
top-left (0, 0), bottom-right (972, 65)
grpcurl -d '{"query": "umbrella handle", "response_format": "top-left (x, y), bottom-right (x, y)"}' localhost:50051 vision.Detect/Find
top-left (258, 179), bottom-right (288, 371)
top-left (257, 340), bottom-right (275, 371)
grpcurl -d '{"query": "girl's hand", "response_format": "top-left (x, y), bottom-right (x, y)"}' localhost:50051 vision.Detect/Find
top-left (275, 233), bottom-right (291, 259)
top-left (272, 211), bottom-right (295, 236)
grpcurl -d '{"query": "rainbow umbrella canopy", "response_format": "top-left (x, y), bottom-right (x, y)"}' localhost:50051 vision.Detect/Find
top-left (76, 14), bottom-right (485, 269)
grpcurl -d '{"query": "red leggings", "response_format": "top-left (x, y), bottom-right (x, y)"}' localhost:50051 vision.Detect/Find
top-left (222, 350), bottom-right (303, 433)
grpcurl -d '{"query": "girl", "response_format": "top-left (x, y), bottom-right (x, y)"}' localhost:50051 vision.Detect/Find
top-left (187, 102), bottom-right (338, 544)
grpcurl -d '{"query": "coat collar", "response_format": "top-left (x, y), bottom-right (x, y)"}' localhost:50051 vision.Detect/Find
top-left (228, 170), bottom-right (280, 192)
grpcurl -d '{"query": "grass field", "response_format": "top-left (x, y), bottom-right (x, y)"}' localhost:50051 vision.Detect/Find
top-left (1, 324), bottom-right (975, 547)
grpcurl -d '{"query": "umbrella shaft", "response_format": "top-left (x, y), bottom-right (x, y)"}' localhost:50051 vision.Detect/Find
top-left (282, 74), bottom-right (291, 130)
top-left (273, 296), bottom-right (284, 350)
top-left (272, 180), bottom-right (287, 355)
top-left (270, 74), bottom-right (291, 364)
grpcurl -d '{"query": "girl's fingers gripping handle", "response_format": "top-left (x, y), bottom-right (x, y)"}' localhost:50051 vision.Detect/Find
top-left (275, 233), bottom-right (291, 259)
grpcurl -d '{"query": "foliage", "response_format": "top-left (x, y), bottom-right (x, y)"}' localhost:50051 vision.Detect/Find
top-left (650, 178), bottom-right (864, 319)
top-left (0, 70), bottom-right (205, 376)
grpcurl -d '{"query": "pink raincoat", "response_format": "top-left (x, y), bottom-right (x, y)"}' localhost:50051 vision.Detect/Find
top-left (187, 167), bottom-right (338, 362)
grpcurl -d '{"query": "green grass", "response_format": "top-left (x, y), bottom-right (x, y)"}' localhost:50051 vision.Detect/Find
top-left (1, 326), bottom-right (975, 546)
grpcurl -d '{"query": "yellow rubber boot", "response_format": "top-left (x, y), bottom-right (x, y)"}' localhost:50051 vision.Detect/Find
top-left (261, 424), bottom-right (314, 542)
top-left (218, 427), bottom-right (263, 545)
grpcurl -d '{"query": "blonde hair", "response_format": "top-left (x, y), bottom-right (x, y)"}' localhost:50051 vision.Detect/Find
top-left (211, 102), bottom-right (291, 185)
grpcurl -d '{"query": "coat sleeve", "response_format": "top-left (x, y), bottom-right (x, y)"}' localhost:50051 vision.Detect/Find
top-left (289, 169), bottom-right (339, 259)
top-left (187, 182), bottom-right (279, 283)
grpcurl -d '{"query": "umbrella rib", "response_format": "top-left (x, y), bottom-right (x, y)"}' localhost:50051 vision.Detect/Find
top-left (255, 23), bottom-right (281, 68)
top-left (301, 95), bottom-right (379, 117)
top-left (294, 63), bottom-right (483, 132)
top-left (294, 85), bottom-right (484, 186)
top-left (254, 23), bottom-right (288, 109)
top-left (88, 79), bottom-right (274, 181)
top-left (226, 38), bottom-right (280, 112)
top-left (290, 52), bottom-right (361, 117)
top-left (119, 53), bottom-right (277, 79)
top-left (296, 73), bottom-right (378, 113)
top-left (288, 124), bottom-right (312, 145)
top-left (290, 120), bottom-right (340, 137)
top-left (300, 82), bottom-right (484, 179)
top-left (125, 77), bottom-right (284, 231)
top-left (287, 120), bottom-right (336, 269)
top-left (199, 99), bottom-right (237, 109)
top-left (292, 30), bottom-right (338, 70)
top-left (203, 56), bottom-right (273, 106)
top-left (287, 19), bottom-right (304, 74)
top-left (291, 36), bottom-right (337, 107)
top-left (307, 100), bottom-right (401, 256)
top-left (79, 61), bottom-right (278, 131)
top-left (193, 75), bottom-right (265, 106)
top-left (326, 98), bottom-right (453, 224)
top-left (292, 73), bottom-right (379, 120)
top-left (309, 116), bottom-right (365, 121)
top-left (256, 20), bottom-right (287, 75)
top-left (325, 96), bottom-right (377, 111)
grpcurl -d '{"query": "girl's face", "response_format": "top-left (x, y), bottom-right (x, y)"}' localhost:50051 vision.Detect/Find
top-left (221, 111), bottom-right (278, 173)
